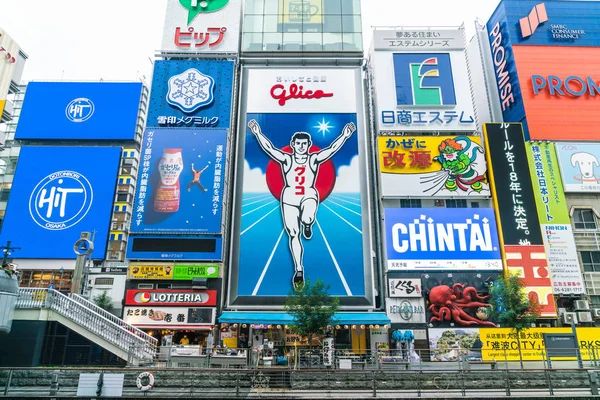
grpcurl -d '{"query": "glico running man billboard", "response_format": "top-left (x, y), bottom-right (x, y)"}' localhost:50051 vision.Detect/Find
top-left (130, 128), bottom-right (227, 234)
top-left (228, 68), bottom-right (374, 307)
top-left (15, 82), bottom-right (143, 141)
top-left (147, 60), bottom-right (234, 129)
top-left (377, 135), bottom-right (490, 197)
top-left (385, 208), bottom-right (502, 271)
top-left (0, 146), bottom-right (121, 259)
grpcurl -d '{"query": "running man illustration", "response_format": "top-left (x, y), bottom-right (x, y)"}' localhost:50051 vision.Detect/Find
top-left (186, 163), bottom-right (210, 192)
top-left (247, 119), bottom-right (357, 291)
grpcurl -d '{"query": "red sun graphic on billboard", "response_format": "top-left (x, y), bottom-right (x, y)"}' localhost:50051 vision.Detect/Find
top-left (265, 145), bottom-right (336, 201)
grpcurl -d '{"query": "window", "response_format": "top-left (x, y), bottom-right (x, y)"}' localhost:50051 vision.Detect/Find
top-left (574, 209), bottom-right (597, 230)
top-left (157, 283), bottom-right (172, 289)
top-left (471, 202), bottom-right (480, 208)
top-left (400, 199), bottom-right (422, 208)
top-left (95, 278), bottom-right (114, 286)
top-left (137, 283), bottom-right (153, 289)
top-left (446, 199), bottom-right (467, 208)
top-left (590, 296), bottom-right (600, 307)
top-left (581, 251), bottom-right (600, 272)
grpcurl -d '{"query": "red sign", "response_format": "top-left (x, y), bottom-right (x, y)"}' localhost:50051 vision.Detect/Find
top-left (125, 289), bottom-right (217, 307)
top-left (270, 83), bottom-right (334, 106)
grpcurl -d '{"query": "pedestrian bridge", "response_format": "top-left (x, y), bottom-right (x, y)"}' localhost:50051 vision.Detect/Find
top-left (13, 288), bottom-right (157, 366)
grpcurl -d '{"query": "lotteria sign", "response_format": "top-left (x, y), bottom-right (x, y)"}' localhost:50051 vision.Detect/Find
top-left (125, 289), bottom-right (217, 306)
top-left (531, 75), bottom-right (600, 97)
top-left (384, 208), bottom-right (502, 271)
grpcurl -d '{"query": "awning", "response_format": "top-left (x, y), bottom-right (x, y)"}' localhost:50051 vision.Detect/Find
top-left (219, 312), bottom-right (390, 325)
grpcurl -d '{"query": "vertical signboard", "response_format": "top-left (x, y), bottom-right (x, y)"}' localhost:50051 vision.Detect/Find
top-left (484, 123), bottom-right (556, 317)
top-left (377, 135), bottom-right (490, 197)
top-left (526, 143), bottom-right (585, 294)
top-left (131, 128), bottom-right (227, 234)
top-left (229, 68), bottom-right (373, 307)
top-left (161, 0), bottom-right (241, 54)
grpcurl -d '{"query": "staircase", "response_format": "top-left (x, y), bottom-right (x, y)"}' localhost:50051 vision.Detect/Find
top-left (15, 288), bottom-right (157, 365)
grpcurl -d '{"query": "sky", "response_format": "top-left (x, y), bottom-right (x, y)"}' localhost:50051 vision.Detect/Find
top-left (0, 0), bottom-right (500, 83)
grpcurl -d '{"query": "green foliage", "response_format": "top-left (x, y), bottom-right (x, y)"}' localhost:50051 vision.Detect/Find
top-left (284, 279), bottom-right (339, 343)
top-left (488, 274), bottom-right (541, 331)
top-left (92, 290), bottom-right (113, 312)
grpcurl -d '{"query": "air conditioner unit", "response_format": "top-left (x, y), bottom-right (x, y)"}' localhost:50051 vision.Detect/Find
top-left (578, 312), bottom-right (593, 323)
top-left (538, 323), bottom-right (551, 328)
top-left (593, 309), bottom-right (600, 319)
top-left (562, 312), bottom-right (578, 324)
top-left (574, 300), bottom-right (590, 310)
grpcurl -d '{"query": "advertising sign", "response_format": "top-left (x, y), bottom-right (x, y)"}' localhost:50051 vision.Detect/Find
top-left (480, 327), bottom-right (600, 362)
top-left (126, 235), bottom-right (223, 261)
top-left (125, 289), bottom-right (217, 306)
top-left (0, 146), bottom-right (121, 259)
top-left (148, 60), bottom-right (234, 129)
top-left (555, 142), bottom-right (600, 192)
top-left (0, 28), bottom-right (21, 115)
top-left (422, 271), bottom-right (500, 327)
top-left (373, 29), bottom-right (465, 51)
top-left (385, 208), bottom-right (502, 271)
top-left (15, 82), bottom-right (143, 141)
top-left (129, 264), bottom-right (221, 279)
top-left (370, 48), bottom-right (476, 131)
top-left (488, 0), bottom-right (600, 47)
top-left (124, 306), bottom-right (216, 326)
top-left (386, 297), bottom-right (426, 324)
top-left (377, 135), bottom-right (490, 197)
top-left (526, 143), bottom-right (585, 294)
top-left (161, 0), bottom-right (241, 53)
top-left (279, 0), bottom-right (323, 27)
top-left (513, 46), bottom-right (600, 141)
top-left (131, 128), bottom-right (227, 234)
top-left (484, 123), bottom-right (542, 246)
top-left (429, 328), bottom-right (482, 361)
top-left (229, 67), bottom-right (373, 306)
top-left (484, 123), bottom-right (555, 317)
top-left (388, 278), bottom-right (422, 298)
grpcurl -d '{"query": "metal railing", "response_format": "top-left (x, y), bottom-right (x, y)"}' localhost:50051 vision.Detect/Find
top-left (0, 367), bottom-right (598, 398)
top-left (15, 288), bottom-right (157, 363)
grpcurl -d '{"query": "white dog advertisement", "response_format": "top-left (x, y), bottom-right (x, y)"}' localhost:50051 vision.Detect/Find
top-left (556, 143), bottom-right (600, 192)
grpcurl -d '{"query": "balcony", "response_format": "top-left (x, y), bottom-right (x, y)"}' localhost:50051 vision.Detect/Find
top-left (573, 231), bottom-right (600, 251)
top-left (584, 272), bottom-right (600, 296)
top-left (112, 212), bottom-right (130, 222)
top-left (109, 241), bottom-right (127, 252)
top-left (1, 100), bottom-right (14, 122)
top-left (117, 184), bottom-right (135, 196)
top-left (107, 250), bottom-right (125, 262)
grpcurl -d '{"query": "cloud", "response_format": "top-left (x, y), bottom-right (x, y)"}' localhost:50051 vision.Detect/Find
top-left (242, 160), bottom-right (270, 193)
top-left (333, 156), bottom-right (361, 193)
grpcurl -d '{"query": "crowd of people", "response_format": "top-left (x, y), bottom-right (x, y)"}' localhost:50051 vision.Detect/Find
top-left (1, 263), bottom-right (18, 280)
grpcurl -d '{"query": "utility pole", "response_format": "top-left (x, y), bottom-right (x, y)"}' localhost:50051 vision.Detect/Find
top-left (0, 240), bottom-right (21, 264)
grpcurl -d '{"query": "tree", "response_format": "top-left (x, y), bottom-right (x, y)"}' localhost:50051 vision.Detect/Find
top-left (284, 279), bottom-right (339, 348)
top-left (93, 290), bottom-right (113, 312)
top-left (487, 274), bottom-right (541, 368)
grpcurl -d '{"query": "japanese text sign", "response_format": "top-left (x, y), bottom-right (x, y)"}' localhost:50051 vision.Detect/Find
top-left (128, 264), bottom-right (220, 280)
top-left (483, 123), bottom-right (542, 246)
top-left (377, 135), bottom-right (490, 197)
top-left (373, 29), bottom-right (465, 51)
top-left (124, 306), bottom-right (216, 326)
top-left (388, 278), bottom-right (422, 298)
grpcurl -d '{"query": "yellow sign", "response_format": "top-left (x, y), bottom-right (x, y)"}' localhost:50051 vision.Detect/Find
top-left (278, 0), bottom-right (323, 25)
top-left (480, 327), bottom-right (600, 361)
top-left (377, 136), bottom-right (490, 197)
top-left (128, 265), bottom-right (173, 280)
top-left (0, 100), bottom-right (5, 117)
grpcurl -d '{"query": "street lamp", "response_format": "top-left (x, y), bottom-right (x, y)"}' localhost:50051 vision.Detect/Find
top-left (0, 240), bottom-right (21, 265)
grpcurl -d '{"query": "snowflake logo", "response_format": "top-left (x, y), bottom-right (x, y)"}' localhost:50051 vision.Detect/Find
top-left (166, 68), bottom-right (215, 113)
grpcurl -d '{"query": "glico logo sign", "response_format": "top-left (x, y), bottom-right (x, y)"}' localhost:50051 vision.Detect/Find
top-left (531, 75), bottom-right (600, 97)
top-left (166, 68), bottom-right (215, 113)
top-left (29, 171), bottom-right (93, 231)
top-left (392, 53), bottom-right (456, 106)
top-left (270, 76), bottom-right (333, 106)
top-left (390, 213), bottom-right (496, 253)
top-left (65, 98), bottom-right (95, 123)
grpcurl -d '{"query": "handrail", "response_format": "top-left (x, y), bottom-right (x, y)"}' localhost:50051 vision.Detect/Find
top-left (16, 288), bottom-right (157, 362)
top-left (68, 292), bottom-right (157, 345)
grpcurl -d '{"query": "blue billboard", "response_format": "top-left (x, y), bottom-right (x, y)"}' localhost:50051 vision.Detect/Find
top-left (148, 60), bottom-right (234, 129)
top-left (489, 0), bottom-right (600, 47)
top-left (0, 146), bottom-right (121, 259)
top-left (130, 128), bottom-right (227, 234)
top-left (15, 82), bottom-right (143, 141)
top-left (126, 235), bottom-right (223, 261)
top-left (235, 112), bottom-right (366, 298)
top-left (385, 208), bottom-right (503, 271)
